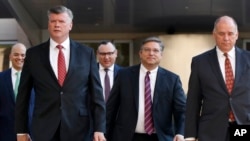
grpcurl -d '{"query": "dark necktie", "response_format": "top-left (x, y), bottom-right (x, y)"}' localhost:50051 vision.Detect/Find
top-left (224, 53), bottom-right (235, 121)
top-left (144, 71), bottom-right (154, 135)
top-left (57, 45), bottom-right (66, 86)
top-left (104, 68), bottom-right (110, 102)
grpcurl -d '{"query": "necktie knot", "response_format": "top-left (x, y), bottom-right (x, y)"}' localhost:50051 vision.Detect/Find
top-left (224, 53), bottom-right (229, 58)
top-left (16, 71), bottom-right (20, 76)
top-left (56, 45), bottom-right (63, 50)
top-left (104, 68), bottom-right (109, 73)
top-left (146, 71), bottom-right (150, 76)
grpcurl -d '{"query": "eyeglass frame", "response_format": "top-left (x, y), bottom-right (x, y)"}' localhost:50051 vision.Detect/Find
top-left (141, 48), bottom-right (161, 54)
top-left (98, 50), bottom-right (116, 56)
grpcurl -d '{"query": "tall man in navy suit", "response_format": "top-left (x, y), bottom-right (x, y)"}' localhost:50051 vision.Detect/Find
top-left (97, 41), bottom-right (122, 101)
top-left (15, 5), bottom-right (106, 141)
top-left (106, 37), bottom-right (186, 141)
top-left (185, 16), bottom-right (250, 141)
top-left (0, 43), bottom-right (34, 141)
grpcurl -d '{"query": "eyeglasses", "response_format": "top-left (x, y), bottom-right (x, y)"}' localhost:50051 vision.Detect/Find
top-left (142, 48), bottom-right (161, 53)
top-left (98, 51), bottom-right (116, 56)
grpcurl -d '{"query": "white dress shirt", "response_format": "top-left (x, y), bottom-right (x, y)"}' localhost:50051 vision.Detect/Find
top-left (99, 64), bottom-right (114, 99)
top-left (216, 46), bottom-right (236, 81)
top-left (49, 38), bottom-right (70, 78)
top-left (135, 64), bottom-right (158, 133)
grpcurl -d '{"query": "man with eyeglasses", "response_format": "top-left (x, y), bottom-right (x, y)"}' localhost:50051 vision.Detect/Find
top-left (106, 37), bottom-right (186, 141)
top-left (97, 41), bottom-right (122, 102)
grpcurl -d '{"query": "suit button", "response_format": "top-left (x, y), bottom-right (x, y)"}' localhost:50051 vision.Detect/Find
top-left (60, 92), bottom-right (63, 95)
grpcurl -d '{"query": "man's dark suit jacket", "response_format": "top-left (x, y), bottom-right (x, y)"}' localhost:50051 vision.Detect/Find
top-left (15, 39), bottom-right (105, 141)
top-left (185, 47), bottom-right (250, 141)
top-left (106, 64), bottom-right (186, 141)
top-left (0, 68), bottom-right (34, 141)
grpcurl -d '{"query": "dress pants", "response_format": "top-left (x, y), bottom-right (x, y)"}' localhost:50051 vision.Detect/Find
top-left (132, 133), bottom-right (158, 141)
top-left (50, 123), bottom-right (61, 141)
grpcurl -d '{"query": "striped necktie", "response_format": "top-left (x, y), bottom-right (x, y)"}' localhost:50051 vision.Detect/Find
top-left (144, 71), bottom-right (154, 135)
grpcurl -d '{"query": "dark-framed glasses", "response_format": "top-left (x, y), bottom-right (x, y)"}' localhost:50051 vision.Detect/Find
top-left (98, 50), bottom-right (116, 56)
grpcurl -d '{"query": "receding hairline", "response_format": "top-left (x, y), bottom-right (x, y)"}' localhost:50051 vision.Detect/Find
top-left (213, 15), bottom-right (238, 32)
top-left (10, 43), bottom-right (26, 55)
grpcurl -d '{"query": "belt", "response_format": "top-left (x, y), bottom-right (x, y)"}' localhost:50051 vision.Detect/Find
top-left (134, 133), bottom-right (157, 136)
top-left (133, 133), bottom-right (158, 141)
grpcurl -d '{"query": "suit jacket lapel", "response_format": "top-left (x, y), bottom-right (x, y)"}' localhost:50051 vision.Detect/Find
top-left (6, 69), bottom-right (15, 102)
top-left (40, 40), bottom-right (60, 85)
top-left (114, 64), bottom-right (119, 80)
top-left (208, 48), bottom-right (229, 94)
top-left (64, 40), bottom-right (78, 84)
top-left (131, 65), bottom-right (140, 112)
top-left (152, 67), bottom-right (163, 107)
top-left (234, 47), bottom-right (245, 90)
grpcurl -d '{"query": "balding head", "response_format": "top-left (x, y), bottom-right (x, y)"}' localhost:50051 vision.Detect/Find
top-left (212, 15), bottom-right (238, 53)
top-left (9, 43), bottom-right (27, 71)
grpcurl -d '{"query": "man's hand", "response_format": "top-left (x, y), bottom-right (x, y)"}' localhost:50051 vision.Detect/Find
top-left (93, 132), bottom-right (106, 141)
top-left (17, 134), bottom-right (32, 141)
top-left (173, 134), bottom-right (185, 141)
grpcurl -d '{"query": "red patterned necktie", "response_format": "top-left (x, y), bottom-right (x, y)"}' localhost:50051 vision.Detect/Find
top-left (224, 53), bottom-right (235, 121)
top-left (57, 45), bottom-right (66, 86)
top-left (144, 71), bottom-right (154, 135)
top-left (104, 68), bottom-right (110, 102)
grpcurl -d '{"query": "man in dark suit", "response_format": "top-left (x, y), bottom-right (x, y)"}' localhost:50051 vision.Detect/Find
top-left (15, 5), bottom-right (106, 141)
top-left (106, 37), bottom-right (186, 141)
top-left (0, 43), bottom-right (34, 141)
top-left (185, 16), bottom-right (250, 141)
top-left (96, 41), bottom-right (122, 102)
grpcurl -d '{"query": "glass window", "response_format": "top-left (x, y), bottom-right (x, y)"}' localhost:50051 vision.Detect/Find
top-left (243, 39), bottom-right (250, 51)
top-left (0, 42), bottom-right (16, 71)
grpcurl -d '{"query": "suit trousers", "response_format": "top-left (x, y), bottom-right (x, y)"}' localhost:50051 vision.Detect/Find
top-left (50, 122), bottom-right (61, 141)
top-left (133, 133), bottom-right (158, 141)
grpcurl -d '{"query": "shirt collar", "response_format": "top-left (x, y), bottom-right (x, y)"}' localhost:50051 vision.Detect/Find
top-left (216, 46), bottom-right (235, 58)
top-left (99, 64), bottom-right (115, 72)
top-left (50, 37), bottom-right (70, 50)
top-left (11, 68), bottom-right (21, 75)
top-left (140, 64), bottom-right (158, 74)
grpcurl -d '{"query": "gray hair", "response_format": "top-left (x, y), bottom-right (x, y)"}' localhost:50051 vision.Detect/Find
top-left (141, 36), bottom-right (164, 51)
top-left (47, 5), bottom-right (73, 20)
